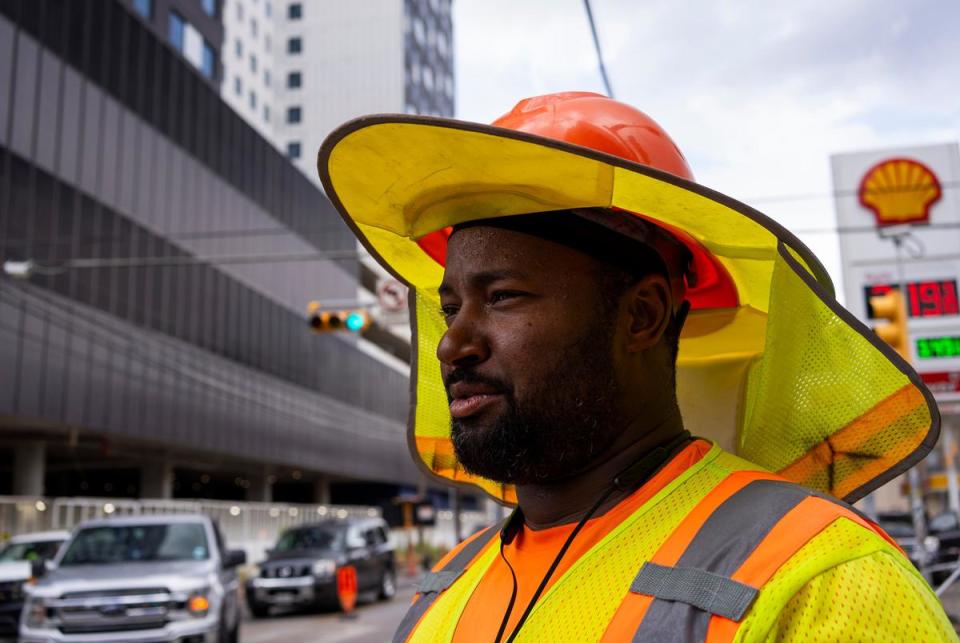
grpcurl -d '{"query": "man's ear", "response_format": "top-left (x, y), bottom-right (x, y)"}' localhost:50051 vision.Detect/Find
top-left (624, 274), bottom-right (672, 353)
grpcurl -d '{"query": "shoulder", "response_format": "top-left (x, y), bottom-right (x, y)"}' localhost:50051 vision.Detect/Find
top-left (739, 511), bottom-right (954, 641)
top-left (770, 549), bottom-right (957, 641)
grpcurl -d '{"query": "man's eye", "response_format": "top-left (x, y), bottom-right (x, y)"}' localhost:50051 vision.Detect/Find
top-left (440, 305), bottom-right (459, 319)
top-left (489, 291), bottom-right (521, 305)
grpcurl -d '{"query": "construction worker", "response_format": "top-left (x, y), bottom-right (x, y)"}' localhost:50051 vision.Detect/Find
top-left (317, 92), bottom-right (956, 641)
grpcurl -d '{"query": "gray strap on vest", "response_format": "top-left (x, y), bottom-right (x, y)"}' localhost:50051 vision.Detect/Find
top-left (417, 569), bottom-right (462, 594)
top-left (631, 562), bottom-right (758, 621)
top-left (632, 479), bottom-right (811, 642)
top-left (391, 520), bottom-right (504, 643)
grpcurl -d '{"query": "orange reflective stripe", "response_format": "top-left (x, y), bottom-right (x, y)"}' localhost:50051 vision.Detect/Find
top-left (704, 495), bottom-right (896, 642)
top-left (600, 470), bottom-right (779, 643)
top-left (704, 496), bottom-right (843, 641)
top-left (778, 384), bottom-right (926, 498)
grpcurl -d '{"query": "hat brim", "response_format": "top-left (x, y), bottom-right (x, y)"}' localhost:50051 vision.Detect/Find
top-left (318, 115), bottom-right (939, 504)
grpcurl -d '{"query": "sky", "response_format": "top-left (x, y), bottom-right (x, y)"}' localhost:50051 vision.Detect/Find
top-left (453, 0), bottom-right (960, 292)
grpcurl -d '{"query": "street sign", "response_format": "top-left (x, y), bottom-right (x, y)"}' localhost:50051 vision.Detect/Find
top-left (832, 143), bottom-right (960, 401)
top-left (377, 279), bottom-right (408, 313)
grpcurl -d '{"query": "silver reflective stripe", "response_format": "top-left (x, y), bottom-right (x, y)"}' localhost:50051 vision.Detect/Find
top-left (631, 562), bottom-right (757, 621)
top-left (392, 520), bottom-right (504, 643)
top-left (417, 569), bottom-right (462, 594)
top-left (632, 479), bottom-right (812, 642)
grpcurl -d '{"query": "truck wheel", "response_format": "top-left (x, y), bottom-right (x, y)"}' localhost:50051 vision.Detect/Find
top-left (379, 568), bottom-right (397, 600)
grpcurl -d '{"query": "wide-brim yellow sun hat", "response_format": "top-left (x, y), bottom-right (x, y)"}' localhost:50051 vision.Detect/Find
top-left (317, 92), bottom-right (939, 505)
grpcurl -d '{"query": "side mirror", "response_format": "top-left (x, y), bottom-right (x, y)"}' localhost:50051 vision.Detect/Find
top-left (223, 549), bottom-right (247, 568)
top-left (30, 559), bottom-right (47, 579)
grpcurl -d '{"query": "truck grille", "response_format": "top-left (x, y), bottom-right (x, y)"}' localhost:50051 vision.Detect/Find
top-left (262, 564), bottom-right (311, 578)
top-left (51, 588), bottom-right (179, 634)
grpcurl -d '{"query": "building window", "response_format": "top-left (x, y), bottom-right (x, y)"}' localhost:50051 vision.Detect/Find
top-left (265, 34), bottom-right (271, 52)
top-left (236, 1), bottom-right (243, 20)
top-left (266, 1), bottom-right (272, 17)
top-left (251, 17), bottom-right (258, 37)
top-left (235, 39), bottom-right (242, 57)
top-left (234, 77), bottom-right (242, 96)
top-left (287, 106), bottom-right (302, 123)
top-left (133, 0), bottom-right (152, 19)
top-left (201, 41), bottom-right (216, 79)
top-left (264, 105), bottom-right (270, 122)
top-left (250, 54), bottom-right (257, 72)
top-left (168, 11), bottom-right (186, 51)
top-left (287, 142), bottom-right (301, 159)
top-left (288, 3), bottom-right (302, 19)
top-left (249, 90), bottom-right (257, 109)
top-left (287, 37), bottom-right (302, 54)
top-left (287, 71), bottom-right (301, 88)
top-left (264, 69), bottom-right (271, 86)
top-left (202, 0), bottom-right (216, 17)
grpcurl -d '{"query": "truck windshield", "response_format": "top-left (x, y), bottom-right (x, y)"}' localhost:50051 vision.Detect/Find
top-left (0, 540), bottom-right (63, 562)
top-left (60, 524), bottom-right (209, 565)
top-left (275, 527), bottom-right (339, 552)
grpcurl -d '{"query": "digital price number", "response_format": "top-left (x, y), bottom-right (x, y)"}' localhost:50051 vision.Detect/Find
top-left (864, 279), bottom-right (959, 319)
top-left (916, 337), bottom-right (960, 359)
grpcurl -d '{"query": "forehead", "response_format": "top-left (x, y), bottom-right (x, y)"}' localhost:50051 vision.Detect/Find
top-left (443, 226), bottom-right (599, 280)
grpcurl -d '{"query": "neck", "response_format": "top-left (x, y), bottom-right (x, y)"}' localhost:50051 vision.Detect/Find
top-left (515, 409), bottom-right (686, 530)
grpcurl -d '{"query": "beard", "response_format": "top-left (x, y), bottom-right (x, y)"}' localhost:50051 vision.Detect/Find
top-left (447, 320), bottom-right (624, 485)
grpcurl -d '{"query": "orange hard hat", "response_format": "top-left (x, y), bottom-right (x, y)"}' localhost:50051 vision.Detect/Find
top-left (493, 91), bottom-right (694, 181)
top-left (417, 91), bottom-right (737, 310)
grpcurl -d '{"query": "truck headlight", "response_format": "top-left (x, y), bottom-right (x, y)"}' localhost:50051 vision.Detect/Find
top-left (25, 598), bottom-right (48, 628)
top-left (312, 559), bottom-right (336, 577)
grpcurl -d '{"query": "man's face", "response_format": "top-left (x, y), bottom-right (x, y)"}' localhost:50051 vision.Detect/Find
top-left (437, 226), bottom-right (627, 485)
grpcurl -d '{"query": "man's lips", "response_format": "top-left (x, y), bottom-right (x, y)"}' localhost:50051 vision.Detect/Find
top-left (447, 382), bottom-right (505, 419)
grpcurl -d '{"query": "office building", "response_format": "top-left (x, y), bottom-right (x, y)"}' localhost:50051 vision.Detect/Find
top-left (221, 0), bottom-right (454, 182)
top-left (0, 0), bottom-right (420, 503)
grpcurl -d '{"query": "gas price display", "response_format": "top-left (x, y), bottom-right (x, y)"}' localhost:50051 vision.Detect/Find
top-left (864, 279), bottom-right (959, 319)
top-left (916, 336), bottom-right (960, 359)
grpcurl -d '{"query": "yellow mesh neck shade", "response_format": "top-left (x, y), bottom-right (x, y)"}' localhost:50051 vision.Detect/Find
top-left (319, 117), bottom-right (940, 505)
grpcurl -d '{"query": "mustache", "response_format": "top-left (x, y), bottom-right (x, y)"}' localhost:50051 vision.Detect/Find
top-left (443, 369), bottom-right (512, 399)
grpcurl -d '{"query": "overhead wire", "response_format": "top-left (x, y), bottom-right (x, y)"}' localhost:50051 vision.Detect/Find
top-left (583, 0), bottom-right (614, 98)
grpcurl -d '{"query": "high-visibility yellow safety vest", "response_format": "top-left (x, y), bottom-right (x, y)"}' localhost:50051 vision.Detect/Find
top-left (395, 446), bottom-right (957, 642)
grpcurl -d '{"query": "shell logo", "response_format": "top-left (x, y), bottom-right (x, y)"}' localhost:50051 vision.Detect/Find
top-left (858, 158), bottom-right (942, 226)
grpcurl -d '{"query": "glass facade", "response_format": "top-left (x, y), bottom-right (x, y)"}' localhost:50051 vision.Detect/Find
top-left (168, 10), bottom-right (185, 51)
top-left (0, 0), bottom-right (416, 492)
top-left (404, 0), bottom-right (454, 117)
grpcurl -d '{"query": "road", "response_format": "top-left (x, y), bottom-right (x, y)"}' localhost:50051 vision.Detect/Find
top-left (240, 584), bottom-right (415, 643)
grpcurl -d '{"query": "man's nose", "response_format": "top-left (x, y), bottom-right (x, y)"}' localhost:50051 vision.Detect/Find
top-left (437, 313), bottom-right (489, 367)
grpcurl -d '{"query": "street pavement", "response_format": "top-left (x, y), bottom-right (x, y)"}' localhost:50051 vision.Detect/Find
top-left (240, 580), bottom-right (416, 643)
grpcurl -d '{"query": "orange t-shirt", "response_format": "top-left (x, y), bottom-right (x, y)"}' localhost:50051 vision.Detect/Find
top-left (431, 440), bottom-right (713, 643)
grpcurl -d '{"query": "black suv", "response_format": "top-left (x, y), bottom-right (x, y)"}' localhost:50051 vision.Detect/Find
top-left (246, 517), bottom-right (395, 616)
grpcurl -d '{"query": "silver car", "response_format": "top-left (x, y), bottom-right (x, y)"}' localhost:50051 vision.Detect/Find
top-left (20, 514), bottom-right (245, 643)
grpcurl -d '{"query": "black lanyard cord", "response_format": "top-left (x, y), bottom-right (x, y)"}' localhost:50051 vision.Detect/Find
top-left (493, 431), bottom-right (692, 643)
top-left (498, 483), bottom-right (618, 643)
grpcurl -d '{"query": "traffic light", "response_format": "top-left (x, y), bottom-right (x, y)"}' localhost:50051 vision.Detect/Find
top-left (869, 288), bottom-right (909, 359)
top-left (307, 301), bottom-right (370, 333)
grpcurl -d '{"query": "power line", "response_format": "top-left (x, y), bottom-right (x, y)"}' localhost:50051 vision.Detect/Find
top-left (583, 0), bottom-right (614, 98)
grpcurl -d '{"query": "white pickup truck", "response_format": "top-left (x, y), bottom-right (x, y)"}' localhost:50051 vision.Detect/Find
top-left (20, 514), bottom-right (245, 643)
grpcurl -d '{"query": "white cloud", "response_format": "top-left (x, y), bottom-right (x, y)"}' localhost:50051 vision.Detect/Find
top-left (454, 0), bottom-right (960, 291)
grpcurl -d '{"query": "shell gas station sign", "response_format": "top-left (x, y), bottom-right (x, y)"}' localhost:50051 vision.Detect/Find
top-left (832, 143), bottom-right (960, 402)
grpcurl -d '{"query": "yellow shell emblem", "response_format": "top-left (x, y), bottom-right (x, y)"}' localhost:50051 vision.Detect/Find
top-left (859, 158), bottom-right (942, 226)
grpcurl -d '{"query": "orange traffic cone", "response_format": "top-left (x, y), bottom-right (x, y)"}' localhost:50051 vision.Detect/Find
top-left (337, 565), bottom-right (358, 618)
